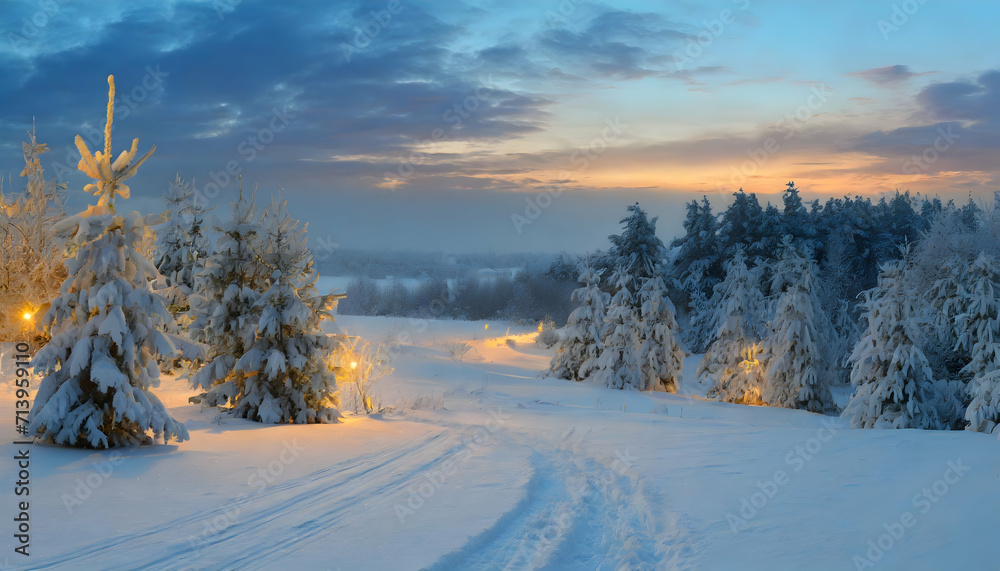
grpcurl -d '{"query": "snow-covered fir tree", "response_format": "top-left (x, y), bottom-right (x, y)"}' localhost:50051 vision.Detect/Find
top-left (958, 253), bottom-right (1000, 433)
top-left (189, 188), bottom-right (267, 406)
top-left (830, 300), bottom-right (860, 385)
top-left (206, 197), bottom-right (343, 423)
top-left (678, 258), bottom-right (714, 353)
top-left (762, 253), bottom-right (836, 412)
top-left (608, 202), bottom-right (667, 296)
top-left (699, 247), bottom-right (767, 403)
top-left (544, 266), bottom-right (609, 381)
top-left (636, 274), bottom-right (685, 392)
top-left (709, 342), bottom-right (766, 405)
top-left (27, 76), bottom-right (190, 448)
top-left (592, 271), bottom-right (642, 390)
top-left (153, 174), bottom-right (212, 321)
top-left (842, 257), bottom-right (944, 429)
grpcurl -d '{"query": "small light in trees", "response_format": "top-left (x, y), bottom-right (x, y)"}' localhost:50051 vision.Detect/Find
top-left (22, 311), bottom-right (33, 321)
top-left (350, 361), bottom-right (358, 370)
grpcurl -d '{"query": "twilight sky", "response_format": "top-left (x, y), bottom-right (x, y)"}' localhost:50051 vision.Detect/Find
top-left (1, 0), bottom-right (998, 253)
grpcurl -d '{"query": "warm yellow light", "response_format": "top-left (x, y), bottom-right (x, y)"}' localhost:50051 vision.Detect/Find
top-left (538, 321), bottom-right (544, 332)
top-left (484, 324), bottom-right (489, 330)
top-left (350, 361), bottom-right (358, 370)
top-left (22, 312), bottom-right (33, 321)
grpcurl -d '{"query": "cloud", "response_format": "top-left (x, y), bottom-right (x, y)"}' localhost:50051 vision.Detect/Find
top-left (917, 70), bottom-right (1000, 123)
top-left (535, 9), bottom-right (686, 80)
top-left (845, 65), bottom-right (930, 87)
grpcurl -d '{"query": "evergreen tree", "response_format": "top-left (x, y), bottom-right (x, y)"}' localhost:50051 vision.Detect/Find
top-left (154, 174), bottom-right (197, 315)
top-left (843, 257), bottom-right (944, 429)
top-left (230, 198), bottom-right (342, 423)
top-left (717, 189), bottom-right (764, 259)
top-left (780, 181), bottom-right (811, 247)
top-left (188, 189), bottom-right (268, 405)
top-left (699, 247), bottom-right (767, 401)
top-left (958, 253), bottom-right (1000, 432)
top-left (830, 300), bottom-right (860, 385)
top-left (708, 342), bottom-right (766, 405)
top-left (593, 271), bottom-right (642, 390)
top-left (678, 258), bottom-right (714, 353)
top-left (28, 76), bottom-right (188, 448)
top-left (608, 202), bottom-right (667, 296)
top-left (544, 266), bottom-right (609, 382)
top-left (636, 274), bottom-right (685, 392)
top-left (762, 253), bottom-right (836, 412)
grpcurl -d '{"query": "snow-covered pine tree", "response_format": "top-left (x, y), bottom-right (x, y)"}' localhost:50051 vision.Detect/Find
top-left (711, 342), bottom-right (766, 405)
top-left (958, 253), bottom-right (1000, 432)
top-left (678, 258), bottom-right (714, 353)
top-left (153, 174), bottom-right (213, 324)
top-left (636, 274), bottom-right (685, 392)
top-left (608, 202), bottom-right (667, 296)
top-left (842, 256), bottom-right (944, 429)
top-left (27, 75), bottom-right (190, 448)
top-left (592, 270), bottom-right (642, 390)
top-left (229, 197), bottom-right (343, 423)
top-left (188, 188), bottom-right (267, 406)
top-left (544, 266), bottom-right (609, 381)
top-left (154, 175), bottom-right (195, 300)
top-left (699, 247), bottom-right (767, 403)
top-left (762, 254), bottom-right (836, 412)
top-left (830, 300), bottom-right (860, 385)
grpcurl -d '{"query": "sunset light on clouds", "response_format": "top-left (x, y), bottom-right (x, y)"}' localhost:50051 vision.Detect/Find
top-left (2, 0), bottom-right (998, 251)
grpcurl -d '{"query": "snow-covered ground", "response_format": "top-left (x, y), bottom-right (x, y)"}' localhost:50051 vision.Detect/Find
top-left (2, 316), bottom-right (999, 570)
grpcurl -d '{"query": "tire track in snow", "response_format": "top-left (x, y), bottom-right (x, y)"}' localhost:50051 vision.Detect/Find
top-left (29, 431), bottom-right (456, 570)
top-left (421, 432), bottom-right (696, 571)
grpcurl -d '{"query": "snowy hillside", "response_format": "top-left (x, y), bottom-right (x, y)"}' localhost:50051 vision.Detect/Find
top-left (2, 316), bottom-right (998, 570)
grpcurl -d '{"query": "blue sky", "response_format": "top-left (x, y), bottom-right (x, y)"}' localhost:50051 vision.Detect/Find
top-left (1, 0), bottom-right (998, 253)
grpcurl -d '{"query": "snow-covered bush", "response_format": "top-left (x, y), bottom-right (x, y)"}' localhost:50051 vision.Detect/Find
top-left (843, 257), bottom-right (944, 429)
top-left (535, 317), bottom-right (559, 348)
top-left (332, 335), bottom-right (393, 414)
top-left (28, 76), bottom-right (190, 448)
top-left (0, 127), bottom-right (67, 341)
top-left (544, 266), bottom-right (609, 381)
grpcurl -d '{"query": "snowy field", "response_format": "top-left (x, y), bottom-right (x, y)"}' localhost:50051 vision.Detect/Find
top-left (2, 315), bottom-right (999, 570)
